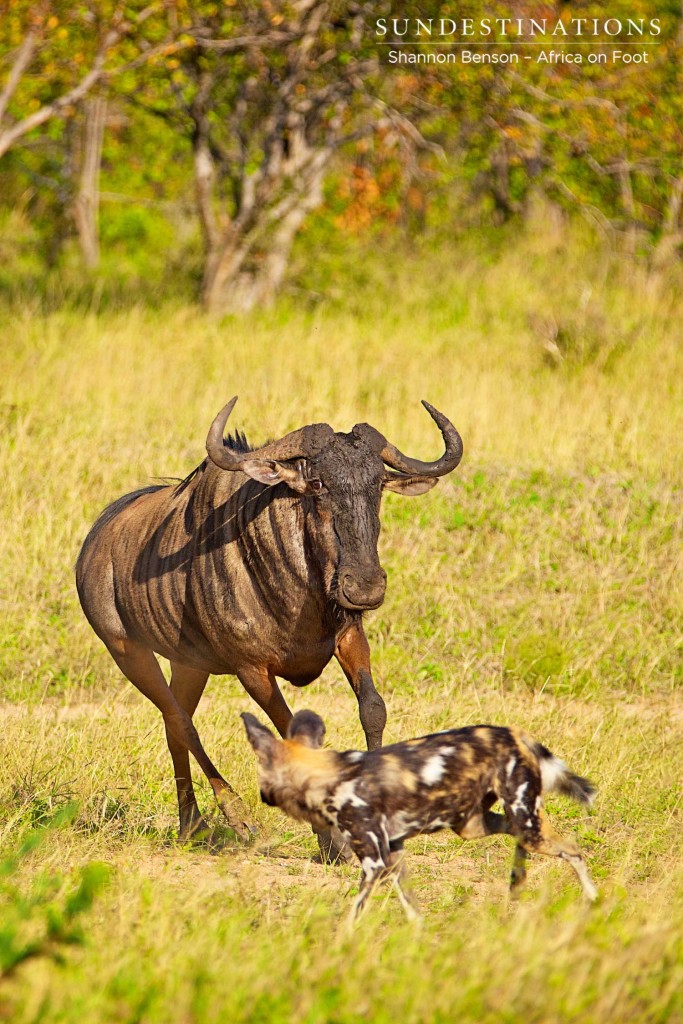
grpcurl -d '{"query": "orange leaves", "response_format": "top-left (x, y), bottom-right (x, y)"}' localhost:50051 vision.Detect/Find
top-left (333, 163), bottom-right (408, 233)
top-left (335, 166), bottom-right (381, 231)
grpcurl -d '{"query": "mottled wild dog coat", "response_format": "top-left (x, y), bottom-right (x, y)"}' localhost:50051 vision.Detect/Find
top-left (242, 710), bottom-right (598, 921)
top-left (76, 397), bottom-right (462, 844)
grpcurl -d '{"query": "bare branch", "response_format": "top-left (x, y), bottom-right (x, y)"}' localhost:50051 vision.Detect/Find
top-left (109, 36), bottom-right (193, 75)
top-left (507, 72), bottom-right (622, 117)
top-left (0, 26), bottom-right (123, 159)
top-left (0, 4), bottom-right (167, 159)
top-left (0, 30), bottom-right (39, 125)
top-left (371, 97), bottom-right (444, 158)
top-left (549, 178), bottom-right (615, 240)
top-left (663, 174), bottom-right (683, 234)
top-left (195, 33), bottom-right (298, 52)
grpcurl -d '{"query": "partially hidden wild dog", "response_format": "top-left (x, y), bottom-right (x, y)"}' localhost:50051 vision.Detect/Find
top-left (242, 710), bottom-right (598, 923)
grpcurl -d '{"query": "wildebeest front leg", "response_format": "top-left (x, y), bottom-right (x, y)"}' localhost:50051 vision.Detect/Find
top-left (237, 666), bottom-right (294, 738)
top-left (238, 666), bottom-right (352, 863)
top-left (109, 640), bottom-right (253, 841)
top-left (335, 623), bottom-right (386, 751)
top-left (167, 662), bottom-right (211, 841)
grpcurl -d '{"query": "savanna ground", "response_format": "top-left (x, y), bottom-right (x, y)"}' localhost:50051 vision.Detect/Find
top-left (1, 222), bottom-right (682, 1023)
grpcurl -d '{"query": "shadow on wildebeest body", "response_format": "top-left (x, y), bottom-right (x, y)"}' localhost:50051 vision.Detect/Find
top-left (75, 397), bottom-right (463, 855)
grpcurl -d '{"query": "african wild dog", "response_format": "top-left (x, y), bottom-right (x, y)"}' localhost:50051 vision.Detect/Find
top-left (242, 710), bottom-right (598, 922)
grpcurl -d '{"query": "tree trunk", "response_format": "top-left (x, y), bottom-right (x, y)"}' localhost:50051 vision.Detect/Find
top-left (617, 160), bottom-right (638, 256)
top-left (200, 157), bottom-right (327, 315)
top-left (200, 224), bottom-right (300, 315)
top-left (652, 175), bottom-right (683, 267)
top-left (73, 95), bottom-right (107, 268)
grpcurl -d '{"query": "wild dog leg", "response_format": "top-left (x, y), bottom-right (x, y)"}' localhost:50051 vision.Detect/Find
top-left (510, 844), bottom-right (529, 895)
top-left (507, 797), bottom-right (597, 902)
top-left (347, 823), bottom-right (392, 925)
top-left (386, 844), bottom-right (421, 921)
top-left (459, 792), bottom-right (510, 839)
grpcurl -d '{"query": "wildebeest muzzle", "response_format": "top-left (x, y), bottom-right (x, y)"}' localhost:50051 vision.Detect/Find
top-left (337, 566), bottom-right (387, 611)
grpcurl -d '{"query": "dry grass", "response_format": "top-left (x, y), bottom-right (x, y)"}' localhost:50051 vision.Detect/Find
top-left (0, 230), bottom-right (682, 1022)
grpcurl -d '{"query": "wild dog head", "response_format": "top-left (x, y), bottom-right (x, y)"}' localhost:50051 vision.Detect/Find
top-left (241, 710), bottom-right (337, 830)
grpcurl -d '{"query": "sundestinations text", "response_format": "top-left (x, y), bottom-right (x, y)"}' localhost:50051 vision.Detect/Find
top-left (375, 17), bottom-right (661, 39)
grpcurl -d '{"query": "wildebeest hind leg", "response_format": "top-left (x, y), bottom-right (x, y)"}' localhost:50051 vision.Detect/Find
top-left (108, 640), bottom-right (254, 841)
top-left (167, 662), bottom-right (211, 841)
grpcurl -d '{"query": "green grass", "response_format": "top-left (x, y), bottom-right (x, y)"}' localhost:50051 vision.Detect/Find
top-left (0, 225), bottom-right (682, 1022)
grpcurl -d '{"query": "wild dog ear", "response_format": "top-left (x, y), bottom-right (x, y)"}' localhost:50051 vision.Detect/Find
top-left (241, 712), bottom-right (280, 765)
top-left (240, 459), bottom-right (308, 494)
top-left (287, 710), bottom-right (326, 749)
top-left (382, 472), bottom-right (438, 496)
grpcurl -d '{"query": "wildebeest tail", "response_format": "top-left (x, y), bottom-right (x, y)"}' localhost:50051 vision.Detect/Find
top-left (523, 736), bottom-right (596, 806)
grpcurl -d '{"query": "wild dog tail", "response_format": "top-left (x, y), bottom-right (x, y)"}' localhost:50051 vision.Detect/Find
top-left (522, 736), bottom-right (596, 806)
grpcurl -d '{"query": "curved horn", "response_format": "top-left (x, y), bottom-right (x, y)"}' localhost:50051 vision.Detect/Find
top-left (206, 397), bottom-right (335, 471)
top-left (206, 396), bottom-right (242, 470)
top-left (375, 400), bottom-right (463, 478)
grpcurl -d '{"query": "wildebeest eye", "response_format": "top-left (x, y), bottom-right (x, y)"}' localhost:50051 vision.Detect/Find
top-left (308, 479), bottom-right (324, 494)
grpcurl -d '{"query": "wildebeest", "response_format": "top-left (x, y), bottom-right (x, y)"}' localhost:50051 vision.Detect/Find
top-left (76, 397), bottom-right (462, 842)
top-left (242, 709), bottom-right (598, 922)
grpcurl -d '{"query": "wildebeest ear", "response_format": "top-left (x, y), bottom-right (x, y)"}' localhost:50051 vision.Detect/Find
top-left (240, 459), bottom-right (308, 493)
top-left (382, 473), bottom-right (438, 496)
top-left (287, 710), bottom-right (326, 748)
top-left (241, 712), bottom-right (279, 764)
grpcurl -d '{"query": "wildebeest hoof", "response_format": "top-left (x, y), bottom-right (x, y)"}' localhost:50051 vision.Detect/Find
top-left (315, 827), bottom-right (355, 865)
top-left (178, 818), bottom-right (213, 845)
top-left (222, 819), bottom-right (257, 845)
top-left (215, 788), bottom-right (258, 843)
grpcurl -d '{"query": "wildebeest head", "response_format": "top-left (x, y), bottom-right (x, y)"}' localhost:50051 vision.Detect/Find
top-left (206, 397), bottom-right (462, 611)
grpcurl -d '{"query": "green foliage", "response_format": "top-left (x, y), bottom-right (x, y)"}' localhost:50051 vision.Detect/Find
top-left (414, 0), bottom-right (683, 241)
top-left (2, 1), bottom-right (683, 298)
top-left (0, 805), bottom-right (110, 979)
